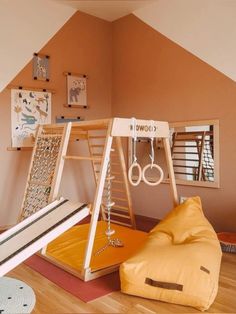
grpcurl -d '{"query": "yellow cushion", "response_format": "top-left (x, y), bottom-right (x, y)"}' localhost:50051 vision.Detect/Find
top-left (120, 197), bottom-right (222, 311)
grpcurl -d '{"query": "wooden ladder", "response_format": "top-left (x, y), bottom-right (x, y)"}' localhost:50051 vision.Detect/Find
top-left (87, 134), bottom-right (136, 229)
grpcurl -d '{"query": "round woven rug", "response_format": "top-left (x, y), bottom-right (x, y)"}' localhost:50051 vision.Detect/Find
top-left (0, 277), bottom-right (36, 313)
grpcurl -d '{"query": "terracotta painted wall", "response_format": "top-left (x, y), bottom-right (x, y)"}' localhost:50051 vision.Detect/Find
top-left (0, 11), bottom-right (112, 226)
top-left (134, 0), bottom-right (236, 82)
top-left (1, 10), bottom-right (235, 232)
top-left (112, 15), bottom-right (236, 232)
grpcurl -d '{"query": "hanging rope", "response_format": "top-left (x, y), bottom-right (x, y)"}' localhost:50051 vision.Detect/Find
top-left (94, 157), bottom-right (124, 256)
top-left (128, 117), bottom-right (142, 186)
top-left (142, 120), bottom-right (164, 186)
top-left (105, 159), bottom-right (115, 238)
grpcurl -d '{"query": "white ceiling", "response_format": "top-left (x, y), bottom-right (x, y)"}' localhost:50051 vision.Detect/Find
top-left (55, 0), bottom-right (157, 21)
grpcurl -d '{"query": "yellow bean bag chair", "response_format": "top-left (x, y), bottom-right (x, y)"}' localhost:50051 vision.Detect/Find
top-left (120, 197), bottom-right (222, 311)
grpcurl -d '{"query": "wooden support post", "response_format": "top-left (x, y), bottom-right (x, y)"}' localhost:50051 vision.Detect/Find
top-left (49, 122), bottom-right (72, 202)
top-left (115, 137), bottom-right (136, 229)
top-left (82, 121), bottom-right (113, 278)
top-left (87, 131), bottom-right (107, 221)
top-left (163, 137), bottom-right (179, 206)
top-left (18, 125), bottom-right (43, 222)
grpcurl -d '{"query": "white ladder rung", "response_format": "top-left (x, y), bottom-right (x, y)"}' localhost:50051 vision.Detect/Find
top-left (88, 135), bottom-right (106, 139)
top-left (112, 196), bottom-right (127, 202)
top-left (113, 188), bottom-right (126, 193)
top-left (112, 180), bottom-right (123, 184)
top-left (104, 188), bottom-right (125, 193)
top-left (102, 201), bottom-right (115, 208)
top-left (104, 211), bottom-right (130, 219)
top-left (111, 171), bottom-right (121, 175)
top-left (105, 175), bottom-right (115, 181)
top-left (112, 204), bottom-right (129, 211)
top-left (64, 156), bottom-right (102, 161)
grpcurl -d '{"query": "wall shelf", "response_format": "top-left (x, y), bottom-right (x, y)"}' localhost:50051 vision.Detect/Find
top-left (7, 147), bottom-right (33, 151)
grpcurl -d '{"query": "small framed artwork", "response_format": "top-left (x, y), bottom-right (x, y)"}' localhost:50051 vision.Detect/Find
top-left (33, 53), bottom-right (50, 81)
top-left (66, 73), bottom-right (87, 108)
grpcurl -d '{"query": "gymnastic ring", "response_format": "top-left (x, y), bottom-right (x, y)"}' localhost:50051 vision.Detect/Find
top-left (142, 164), bottom-right (164, 186)
top-left (128, 162), bottom-right (142, 186)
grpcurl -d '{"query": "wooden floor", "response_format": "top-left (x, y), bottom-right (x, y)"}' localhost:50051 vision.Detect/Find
top-left (8, 253), bottom-right (236, 314)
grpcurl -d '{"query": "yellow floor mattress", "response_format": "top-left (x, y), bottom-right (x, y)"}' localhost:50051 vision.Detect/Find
top-left (46, 221), bottom-right (147, 273)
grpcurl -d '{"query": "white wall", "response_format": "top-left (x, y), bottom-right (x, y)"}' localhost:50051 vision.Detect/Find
top-left (0, 0), bottom-right (76, 92)
top-left (134, 0), bottom-right (236, 82)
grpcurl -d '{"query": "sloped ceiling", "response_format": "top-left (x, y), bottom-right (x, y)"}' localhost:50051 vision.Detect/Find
top-left (55, 0), bottom-right (156, 22)
top-left (1, 0), bottom-right (236, 93)
top-left (134, 0), bottom-right (236, 82)
top-left (0, 0), bottom-right (76, 92)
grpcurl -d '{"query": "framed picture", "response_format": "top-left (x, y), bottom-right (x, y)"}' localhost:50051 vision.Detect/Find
top-left (11, 88), bottom-right (51, 147)
top-left (67, 74), bottom-right (87, 108)
top-left (33, 53), bottom-right (50, 81)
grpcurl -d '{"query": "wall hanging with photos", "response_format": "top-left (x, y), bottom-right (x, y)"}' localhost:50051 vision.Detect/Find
top-left (64, 72), bottom-right (88, 109)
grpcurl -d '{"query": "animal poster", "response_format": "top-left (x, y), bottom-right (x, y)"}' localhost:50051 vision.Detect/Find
top-left (67, 75), bottom-right (87, 107)
top-left (33, 54), bottom-right (50, 81)
top-left (11, 89), bottom-right (51, 147)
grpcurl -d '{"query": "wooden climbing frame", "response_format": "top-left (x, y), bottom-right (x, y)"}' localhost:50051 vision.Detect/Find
top-left (13, 118), bottom-right (178, 281)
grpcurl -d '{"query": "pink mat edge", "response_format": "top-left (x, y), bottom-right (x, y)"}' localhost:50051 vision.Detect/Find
top-left (24, 254), bottom-right (120, 302)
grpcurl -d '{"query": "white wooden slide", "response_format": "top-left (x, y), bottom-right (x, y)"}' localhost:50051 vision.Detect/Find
top-left (0, 198), bottom-right (89, 277)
